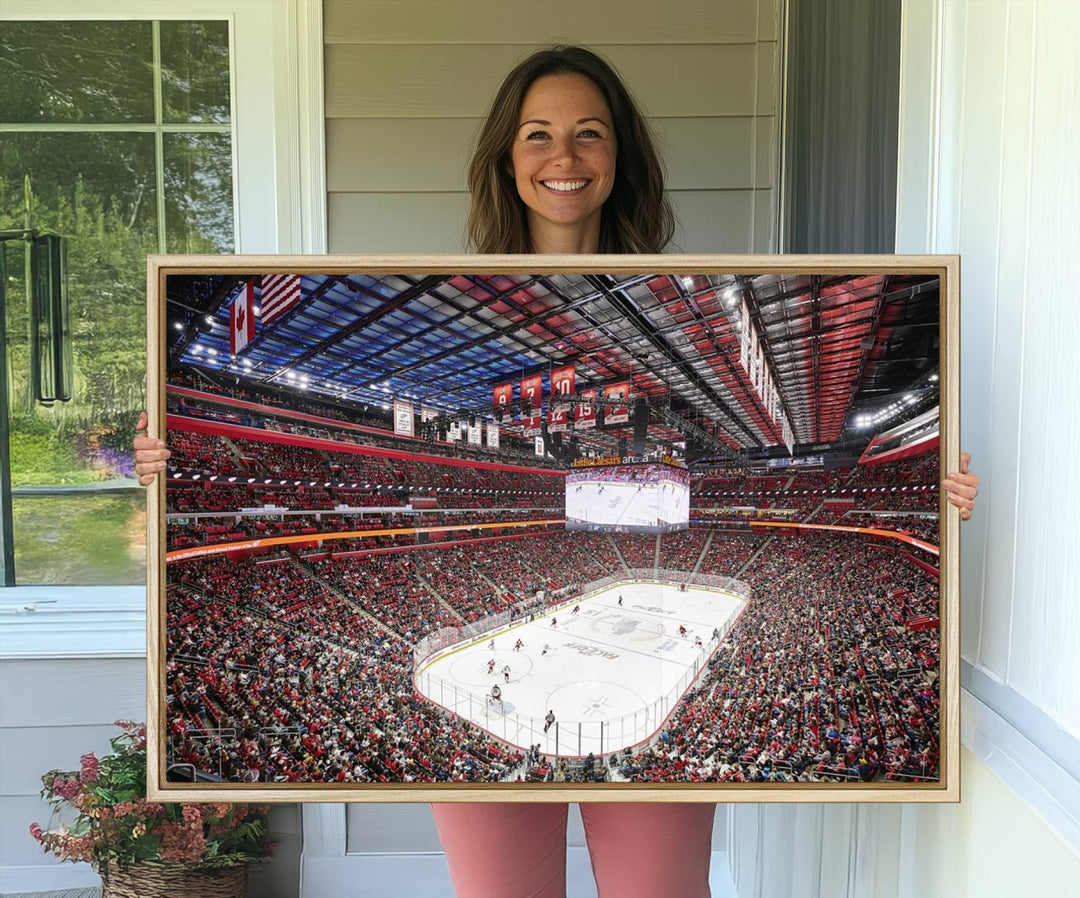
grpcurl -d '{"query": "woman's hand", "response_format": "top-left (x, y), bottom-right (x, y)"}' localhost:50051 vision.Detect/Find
top-left (133, 411), bottom-right (170, 486)
top-left (941, 451), bottom-right (979, 521)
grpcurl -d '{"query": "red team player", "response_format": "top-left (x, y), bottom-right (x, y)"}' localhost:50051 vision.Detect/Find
top-left (514, 638), bottom-right (524, 651)
top-left (487, 659), bottom-right (496, 675)
top-left (550, 616), bottom-right (557, 628)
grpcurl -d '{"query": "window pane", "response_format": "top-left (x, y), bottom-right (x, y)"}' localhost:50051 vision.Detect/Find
top-left (11, 494), bottom-right (146, 585)
top-left (164, 133), bottom-right (235, 252)
top-left (0, 22), bottom-right (154, 124)
top-left (160, 21), bottom-right (232, 124)
top-left (2, 132), bottom-right (156, 584)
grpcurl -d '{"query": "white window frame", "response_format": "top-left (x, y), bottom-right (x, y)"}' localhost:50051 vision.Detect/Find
top-left (0, 0), bottom-right (326, 653)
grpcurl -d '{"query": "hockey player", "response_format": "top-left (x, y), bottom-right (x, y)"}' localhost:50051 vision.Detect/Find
top-left (488, 639), bottom-right (495, 650)
top-left (618, 595), bottom-right (623, 606)
top-left (541, 644), bottom-right (549, 656)
top-left (572, 603), bottom-right (580, 615)
top-left (514, 638), bottom-right (524, 651)
top-left (502, 665), bottom-right (511, 683)
top-left (544, 709), bottom-right (556, 733)
top-left (694, 636), bottom-right (703, 648)
top-left (550, 616), bottom-right (557, 628)
top-left (487, 659), bottom-right (496, 674)
top-left (678, 625), bottom-right (688, 638)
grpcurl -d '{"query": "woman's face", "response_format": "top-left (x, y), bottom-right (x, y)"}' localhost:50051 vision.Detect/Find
top-left (509, 73), bottom-right (617, 250)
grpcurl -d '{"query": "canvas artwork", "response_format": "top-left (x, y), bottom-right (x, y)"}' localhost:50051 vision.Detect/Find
top-left (147, 256), bottom-right (958, 802)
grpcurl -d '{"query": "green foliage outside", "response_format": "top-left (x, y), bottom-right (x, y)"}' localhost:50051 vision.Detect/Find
top-left (1, 20), bottom-right (232, 583)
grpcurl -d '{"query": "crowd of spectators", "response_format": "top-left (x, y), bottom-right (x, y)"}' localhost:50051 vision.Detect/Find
top-left (163, 400), bottom-right (942, 785)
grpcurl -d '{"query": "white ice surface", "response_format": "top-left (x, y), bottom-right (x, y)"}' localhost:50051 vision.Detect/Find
top-left (415, 582), bottom-right (744, 757)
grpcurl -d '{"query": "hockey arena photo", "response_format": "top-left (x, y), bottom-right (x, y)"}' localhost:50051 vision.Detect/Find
top-left (158, 268), bottom-right (946, 792)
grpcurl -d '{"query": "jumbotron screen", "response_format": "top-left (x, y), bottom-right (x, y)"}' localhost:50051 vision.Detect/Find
top-left (565, 461), bottom-right (690, 534)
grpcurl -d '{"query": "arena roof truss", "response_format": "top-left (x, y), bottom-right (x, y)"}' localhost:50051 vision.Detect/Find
top-left (166, 271), bottom-right (940, 465)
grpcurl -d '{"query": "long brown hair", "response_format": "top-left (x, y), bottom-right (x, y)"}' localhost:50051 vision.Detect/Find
top-left (466, 46), bottom-right (675, 254)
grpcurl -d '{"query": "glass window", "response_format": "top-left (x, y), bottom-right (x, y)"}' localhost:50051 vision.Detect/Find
top-left (1, 20), bottom-right (234, 584)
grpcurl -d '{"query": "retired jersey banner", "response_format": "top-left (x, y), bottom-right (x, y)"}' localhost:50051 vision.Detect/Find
top-left (521, 373), bottom-right (542, 436)
top-left (548, 365), bottom-right (574, 433)
top-left (393, 400), bottom-right (414, 437)
top-left (448, 420), bottom-right (461, 441)
top-left (576, 387), bottom-right (597, 429)
top-left (551, 365), bottom-right (575, 398)
top-left (534, 436), bottom-right (545, 457)
top-left (468, 423), bottom-right (482, 445)
top-left (493, 382), bottom-right (513, 418)
top-left (421, 406), bottom-right (439, 423)
top-left (604, 382), bottom-right (630, 425)
top-left (486, 423), bottom-right (500, 449)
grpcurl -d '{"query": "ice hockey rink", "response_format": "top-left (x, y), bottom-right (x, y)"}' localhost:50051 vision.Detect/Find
top-left (414, 581), bottom-right (745, 757)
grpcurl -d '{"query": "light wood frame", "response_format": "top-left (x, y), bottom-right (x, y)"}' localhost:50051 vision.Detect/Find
top-left (146, 253), bottom-right (960, 804)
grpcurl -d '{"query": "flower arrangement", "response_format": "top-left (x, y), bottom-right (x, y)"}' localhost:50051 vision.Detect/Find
top-left (30, 720), bottom-right (273, 876)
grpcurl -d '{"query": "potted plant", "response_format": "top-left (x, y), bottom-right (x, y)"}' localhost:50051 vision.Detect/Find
top-left (30, 720), bottom-right (273, 897)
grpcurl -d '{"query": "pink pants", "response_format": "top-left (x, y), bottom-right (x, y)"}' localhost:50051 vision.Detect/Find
top-left (431, 802), bottom-right (715, 898)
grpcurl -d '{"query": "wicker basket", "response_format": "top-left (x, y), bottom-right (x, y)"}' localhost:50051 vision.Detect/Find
top-left (101, 862), bottom-right (247, 898)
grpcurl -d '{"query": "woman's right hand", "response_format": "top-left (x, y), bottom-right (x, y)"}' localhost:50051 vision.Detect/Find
top-left (134, 411), bottom-right (170, 486)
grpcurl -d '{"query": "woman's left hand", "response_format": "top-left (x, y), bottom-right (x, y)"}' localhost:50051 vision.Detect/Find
top-left (942, 451), bottom-right (979, 521)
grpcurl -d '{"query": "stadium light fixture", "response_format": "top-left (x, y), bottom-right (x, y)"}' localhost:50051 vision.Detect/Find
top-left (173, 322), bottom-right (183, 331)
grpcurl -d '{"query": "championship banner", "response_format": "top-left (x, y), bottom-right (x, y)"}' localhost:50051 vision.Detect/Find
top-left (468, 423), bottom-right (482, 445)
top-left (521, 373), bottom-right (542, 436)
top-left (493, 382), bottom-right (513, 419)
top-left (421, 406), bottom-right (439, 423)
top-left (604, 382), bottom-right (630, 425)
top-left (739, 297), bottom-right (751, 370)
top-left (393, 399), bottom-right (414, 437)
top-left (749, 331), bottom-right (760, 390)
top-left (548, 365), bottom-right (575, 433)
top-left (486, 422), bottom-right (500, 449)
top-left (230, 280), bottom-right (255, 355)
top-left (576, 387), bottom-right (597, 429)
top-left (449, 421), bottom-right (461, 441)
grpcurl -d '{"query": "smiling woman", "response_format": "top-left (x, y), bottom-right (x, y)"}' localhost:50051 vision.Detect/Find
top-left (466, 45), bottom-right (674, 255)
top-left (509, 73), bottom-right (617, 254)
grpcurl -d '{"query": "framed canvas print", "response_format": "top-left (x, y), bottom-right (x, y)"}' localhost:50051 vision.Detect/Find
top-left (146, 254), bottom-right (959, 803)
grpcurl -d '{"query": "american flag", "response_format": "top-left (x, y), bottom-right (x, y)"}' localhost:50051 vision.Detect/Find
top-left (259, 274), bottom-right (302, 326)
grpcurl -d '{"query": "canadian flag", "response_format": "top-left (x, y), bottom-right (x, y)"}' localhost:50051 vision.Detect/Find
top-left (230, 279), bottom-right (255, 355)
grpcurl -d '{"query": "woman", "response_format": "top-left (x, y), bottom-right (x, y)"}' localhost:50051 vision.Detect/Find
top-left (135, 45), bottom-right (979, 898)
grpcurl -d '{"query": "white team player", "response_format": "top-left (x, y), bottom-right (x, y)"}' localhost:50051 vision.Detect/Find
top-left (488, 639), bottom-right (496, 650)
top-left (502, 664), bottom-right (511, 683)
top-left (541, 644), bottom-right (550, 656)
